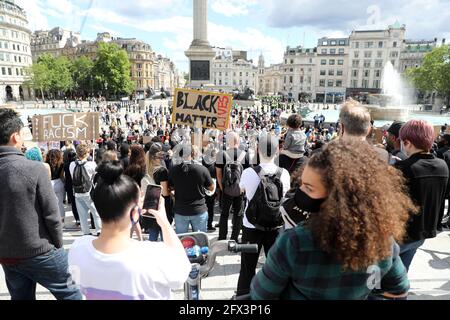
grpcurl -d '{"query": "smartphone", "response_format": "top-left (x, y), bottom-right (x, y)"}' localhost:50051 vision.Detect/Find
top-left (143, 184), bottom-right (162, 211)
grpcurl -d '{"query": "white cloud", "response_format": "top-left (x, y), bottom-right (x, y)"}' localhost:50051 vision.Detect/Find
top-left (211, 0), bottom-right (258, 17)
top-left (15, 0), bottom-right (49, 30)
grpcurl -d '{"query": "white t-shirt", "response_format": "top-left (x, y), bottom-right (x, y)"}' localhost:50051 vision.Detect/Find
top-left (68, 236), bottom-right (191, 300)
top-left (69, 160), bottom-right (97, 197)
top-left (240, 162), bottom-right (291, 229)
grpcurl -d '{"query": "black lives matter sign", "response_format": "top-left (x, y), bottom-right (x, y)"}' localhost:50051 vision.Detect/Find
top-left (172, 88), bottom-right (232, 130)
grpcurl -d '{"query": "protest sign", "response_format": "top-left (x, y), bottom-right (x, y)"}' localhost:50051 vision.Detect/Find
top-left (32, 112), bottom-right (100, 142)
top-left (172, 88), bottom-right (232, 131)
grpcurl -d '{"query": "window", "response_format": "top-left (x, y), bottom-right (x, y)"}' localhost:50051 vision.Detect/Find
top-left (364, 70), bottom-right (370, 77)
top-left (364, 51), bottom-right (372, 58)
top-left (375, 70), bottom-right (381, 77)
top-left (364, 60), bottom-right (371, 68)
top-left (391, 60), bottom-right (396, 66)
top-left (365, 41), bottom-right (374, 48)
top-left (354, 51), bottom-right (359, 58)
top-left (390, 51), bottom-right (399, 58)
top-left (219, 72), bottom-right (222, 76)
top-left (330, 49), bottom-right (336, 54)
top-left (329, 59), bottom-right (335, 65)
top-left (355, 42), bottom-right (359, 48)
top-left (219, 79), bottom-right (222, 85)
top-left (378, 41), bottom-right (383, 48)
top-left (321, 59), bottom-right (326, 65)
top-left (320, 70), bottom-right (326, 76)
top-left (328, 80), bottom-right (334, 87)
top-left (323, 41), bottom-right (328, 46)
top-left (0, 53), bottom-right (2, 61)
top-left (8, 67), bottom-right (12, 75)
top-left (373, 80), bottom-right (380, 88)
top-left (339, 40), bottom-right (346, 45)
top-left (289, 76), bottom-right (293, 83)
top-left (337, 70), bottom-right (343, 76)
top-left (290, 59), bottom-right (294, 64)
top-left (362, 79), bottom-right (369, 88)
top-left (377, 51), bottom-right (383, 58)
top-left (321, 49), bottom-right (327, 54)
top-left (328, 70), bottom-right (334, 76)
top-left (1, 67), bottom-right (4, 76)
top-left (351, 80), bottom-right (358, 87)
top-left (331, 40), bottom-right (336, 45)
top-left (352, 60), bottom-right (359, 67)
top-left (320, 79), bottom-right (325, 87)
top-left (339, 48), bottom-right (344, 54)
top-left (393, 41), bottom-right (397, 48)
top-left (290, 68), bottom-right (293, 72)
top-left (336, 80), bottom-right (343, 87)
top-left (375, 60), bottom-right (383, 68)
top-left (338, 59), bottom-right (344, 65)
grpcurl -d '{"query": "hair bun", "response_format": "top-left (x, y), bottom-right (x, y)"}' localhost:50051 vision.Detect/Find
top-left (97, 160), bottom-right (123, 184)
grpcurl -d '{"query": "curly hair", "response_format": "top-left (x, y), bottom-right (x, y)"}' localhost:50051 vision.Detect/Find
top-left (46, 149), bottom-right (63, 171)
top-left (300, 140), bottom-right (416, 271)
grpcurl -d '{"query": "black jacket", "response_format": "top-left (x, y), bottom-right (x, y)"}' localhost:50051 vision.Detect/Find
top-left (395, 153), bottom-right (449, 242)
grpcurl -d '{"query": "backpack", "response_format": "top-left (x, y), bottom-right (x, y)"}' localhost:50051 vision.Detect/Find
top-left (222, 151), bottom-right (245, 197)
top-left (246, 166), bottom-right (284, 230)
top-left (72, 161), bottom-right (93, 194)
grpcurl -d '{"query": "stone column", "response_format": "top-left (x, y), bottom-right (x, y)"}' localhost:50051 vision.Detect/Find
top-left (192, 0), bottom-right (209, 47)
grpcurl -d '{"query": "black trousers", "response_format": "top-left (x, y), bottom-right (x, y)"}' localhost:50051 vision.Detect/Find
top-left (206, 195), bottom-right (215, 228)
top-left (65, 186), bottom-right (79, 222)
top-left (219, 194), bottom-right (244, 241)
top-left (236, 227), bottom-right (280, 296)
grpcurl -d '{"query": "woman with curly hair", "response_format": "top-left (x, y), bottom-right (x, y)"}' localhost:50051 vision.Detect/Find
top-left (46, 149), bottom-right (66, 224)
top-left (251, 139), bottom-right (416, 300)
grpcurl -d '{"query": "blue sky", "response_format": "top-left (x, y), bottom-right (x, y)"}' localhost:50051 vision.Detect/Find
top-left (16, 0), bottom-right (450, 72)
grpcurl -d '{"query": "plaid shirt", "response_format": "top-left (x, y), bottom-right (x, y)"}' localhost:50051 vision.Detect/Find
top-left (250, 226), bottom-right (409, 300)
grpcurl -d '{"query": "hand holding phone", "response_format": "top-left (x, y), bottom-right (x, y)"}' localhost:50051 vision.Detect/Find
top-left (142, 185), bottom-right (162, 219)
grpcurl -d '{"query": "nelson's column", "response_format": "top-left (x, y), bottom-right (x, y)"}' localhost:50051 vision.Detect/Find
top-left (185, 0), bottom-right (216, 88)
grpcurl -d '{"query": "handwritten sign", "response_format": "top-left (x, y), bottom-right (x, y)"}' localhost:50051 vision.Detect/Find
top-left (172, 88), bottom-right (232, 130)
top-left (32, 112), bottom-right (100, 142)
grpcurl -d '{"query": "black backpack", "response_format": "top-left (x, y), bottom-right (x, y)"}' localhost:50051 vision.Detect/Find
top-left (246, 166), bottom-right (284, 230)
top-left (222, 151), bottom-right (245, 197)
top-left (72, 161), bottom-right (93, 194)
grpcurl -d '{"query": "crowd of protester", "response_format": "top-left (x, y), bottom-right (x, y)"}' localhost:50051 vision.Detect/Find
top-left (1, 97), bottom-right (449, 300)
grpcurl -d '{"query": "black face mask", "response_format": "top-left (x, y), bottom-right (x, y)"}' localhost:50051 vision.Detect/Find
top-left (294, 188), bottom-right (326, 213)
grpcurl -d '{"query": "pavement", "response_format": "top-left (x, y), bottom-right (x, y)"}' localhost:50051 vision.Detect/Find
top-left (1, 203), bottom-right (450, 301)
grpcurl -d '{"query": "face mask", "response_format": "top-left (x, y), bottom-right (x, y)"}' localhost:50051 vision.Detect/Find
top-left (294, 188), bottom-right (326, 213)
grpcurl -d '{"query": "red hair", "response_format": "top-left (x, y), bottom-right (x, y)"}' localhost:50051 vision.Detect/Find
top-left (399, 120), bottom-right (435, 152)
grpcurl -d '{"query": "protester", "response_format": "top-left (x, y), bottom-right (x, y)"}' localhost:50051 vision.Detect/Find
top-left (46, 149), bottom-right (66, 224)
top-left (25, 146), bottom-right (52, 178)
top-left (216, 132), bottom-right (250, 242)
top-left (203, 144), bottom-right (218, 232)
top-left (339, 99), bottom-right (389, 162)
top-left (141, 143), bottom-right (172, 241)
top-left (64, 148), bottom-right (80, 226)
top-left (169, 145), bottom-right (215, 234)
top-left (279, 114), bottom-right (307, 173)
top-left (70, 143), bottom-right (102, 236)
top-left (236, 134), bottom-right (290, 296)
top-left (436, 134), bottom-right (450, 160)
top-left (395, 120), bottom-right (449, 271)
top-left (386, 121), bottom-right (408, 164)
top-left (119, 143), bottom-right (131, 170)
top-left (68, 161), bottom-right (190, 300)
top-left (0, 108), bottom-right (81, 300)
top-left (251, 140), bottom-right (415, 300)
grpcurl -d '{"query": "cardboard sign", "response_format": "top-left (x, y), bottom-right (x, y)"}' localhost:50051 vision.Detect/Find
top-left (32, 112), bottom-right (100, 142)
top-left (172, 88), bottom-right (232, 130)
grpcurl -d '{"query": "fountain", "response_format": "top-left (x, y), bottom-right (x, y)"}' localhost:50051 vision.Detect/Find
top-left (365, 61), bottom-right (411, 121)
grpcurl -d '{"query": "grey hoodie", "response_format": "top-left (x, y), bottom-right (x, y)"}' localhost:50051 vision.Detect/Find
top-left (0, 146), bottom-right (63, 259)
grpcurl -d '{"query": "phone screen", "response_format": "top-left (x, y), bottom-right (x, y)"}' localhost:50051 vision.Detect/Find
top-left (143, 185), bottom-right (162, 211)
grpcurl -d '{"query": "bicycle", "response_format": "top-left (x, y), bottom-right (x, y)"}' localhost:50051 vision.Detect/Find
top-left (177, 232), bottom-right (258, 300)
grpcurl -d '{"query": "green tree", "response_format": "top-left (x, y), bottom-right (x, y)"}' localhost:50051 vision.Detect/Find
top-left (92, 42), bottom-right (135, 98)
top-left (24, 62), bottom-right (51, 99)
top-left (70, 56), bottom-right (94, 96)
top-left (35, 54), bottom-right (73, 98)
top-left (407, 44), bottom-right (450, 105)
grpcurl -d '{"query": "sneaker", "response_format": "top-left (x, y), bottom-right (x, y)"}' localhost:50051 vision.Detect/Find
top-left (207, 226), bottom-right (216, 232)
